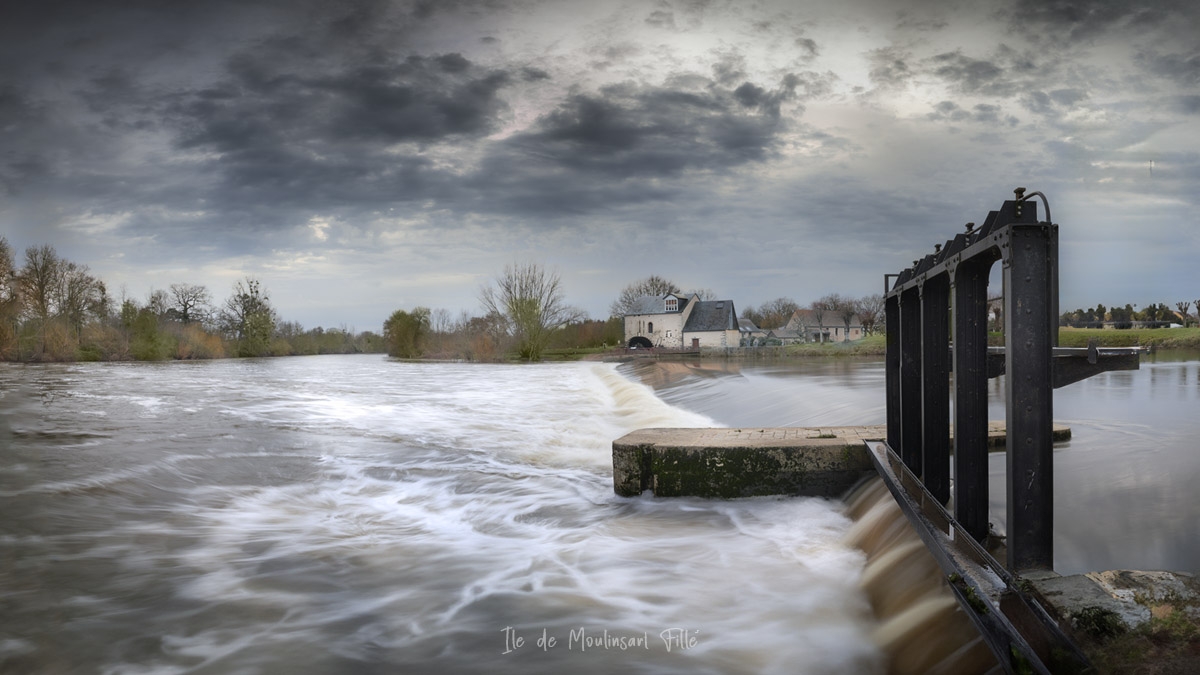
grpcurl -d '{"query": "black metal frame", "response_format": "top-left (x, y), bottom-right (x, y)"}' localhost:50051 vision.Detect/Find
top-left (884, 188), bottom-right (1140, 573)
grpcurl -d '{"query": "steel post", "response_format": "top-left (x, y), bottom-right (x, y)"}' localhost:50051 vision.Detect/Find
top-left (951, 256), bottom-right (992, 542)
top-left (1004, 223), bottom-right (1055, 572)
top-left (921, 274), bottom-right (951, 505)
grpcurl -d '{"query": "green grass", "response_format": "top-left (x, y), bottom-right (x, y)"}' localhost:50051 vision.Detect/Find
top-left (540, 346), bottom-right (610, 361)
top-left (1058, 327), bottom-right (1200, 350)
top-left (783, 333), bottom-right (886, 357)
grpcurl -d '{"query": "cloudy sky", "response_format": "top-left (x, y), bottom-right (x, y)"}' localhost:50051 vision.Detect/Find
top-left (2, 0), bottom-right (1197, 330)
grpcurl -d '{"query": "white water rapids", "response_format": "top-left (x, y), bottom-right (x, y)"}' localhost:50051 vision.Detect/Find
top-left (0, 356), bottom-right (882, 674)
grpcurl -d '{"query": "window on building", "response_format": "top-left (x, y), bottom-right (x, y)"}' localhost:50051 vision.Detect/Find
top-left (665, 297), bottom-right (678, 312)
top-left (648, 322), bottom-right (654, 333)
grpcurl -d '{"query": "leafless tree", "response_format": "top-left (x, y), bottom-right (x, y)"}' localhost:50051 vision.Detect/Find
top-left (1176, 301), bottom-right (1191, 326)
top-left (610, 275), bottom-right (681, 317)
top-left (810, 295), bottom-right (836, 342)
top-left (169, 283), bottom-right (212, 324)
top-left (481, 262), bottom-right (584, 361)
top-left (750, 297), bottom-right (799, 330)
top-left (857, 293), bottom-right (885, 335)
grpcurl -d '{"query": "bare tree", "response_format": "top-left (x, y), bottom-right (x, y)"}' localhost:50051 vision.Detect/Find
top-left (810, 295), bottom-right (834, 342)
top-left (751, 297), bottom-right (800, 330)
top-left (59, 261), bottom-right (104, 337)
top-left (169, 283), bottom-right (212, 324)
top-left (857, 293), bottom-right (885, 335)
top-left (829, 294), bottom-right (861, 342)
top-left (1176, 301), bottom-right (1191, 327)
top-left (610, 275), bottom-right (680, 317)
top-left (481, 262), bottom-right (584, 361)
top-left (0, 238), bottom-right (18, 358)
top-left (18, 245), bottom-right (63, 325)
top-left (1195, 300), bottom-right (1200, 327)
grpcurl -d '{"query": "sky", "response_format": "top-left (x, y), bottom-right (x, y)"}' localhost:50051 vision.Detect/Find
top-left (2, 0), bottom-right (1198, 331)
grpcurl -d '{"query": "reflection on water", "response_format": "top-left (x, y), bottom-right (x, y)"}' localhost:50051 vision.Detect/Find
top-left (622, 354), bottom-right (1200, 576)
top-left (0, 356), bottom-right (880, 674)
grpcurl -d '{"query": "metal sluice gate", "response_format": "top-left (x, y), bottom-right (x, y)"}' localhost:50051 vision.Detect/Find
top-left (875, 188), bottom-right (1142, 674)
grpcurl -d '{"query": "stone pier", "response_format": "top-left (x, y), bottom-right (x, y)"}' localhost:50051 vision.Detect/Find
top-left (612, 423), bottom-right (1071, 498)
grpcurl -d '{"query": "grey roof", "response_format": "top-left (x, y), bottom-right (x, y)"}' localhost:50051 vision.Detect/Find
top-left (737, 317), bottom-right (760, 331)
top-left (683, 300), bottom-right (737, 332)
top-left (788, 308), bottom-right (862, 329)
top-left (626, 293), bottom-right (688, 316)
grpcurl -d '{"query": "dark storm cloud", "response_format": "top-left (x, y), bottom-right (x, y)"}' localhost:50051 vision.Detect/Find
top-left (465, 72), bottom-right (830, 219)
top-left (173, 51), bottom-right (511, 150)
top-left (1010, 0), bottom-right (1186, 42)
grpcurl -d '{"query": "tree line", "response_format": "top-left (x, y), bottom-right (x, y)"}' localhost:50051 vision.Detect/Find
top-left (0, 238), bottom-right (384, 362)
top-left (739, 293), bottom-right (886, 335)
top-left (382, 269), bottom-right (889, 361)
top-left (1061, 301), bottom-right (1199, 328)
top-left (384, 262), bottom-right (623, 362)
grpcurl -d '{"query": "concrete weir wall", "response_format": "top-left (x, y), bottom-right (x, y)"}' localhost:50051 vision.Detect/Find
top-left (612, 423), bottom-right (1071, 499)
top-left (612, 427), bottom-right (878, 498)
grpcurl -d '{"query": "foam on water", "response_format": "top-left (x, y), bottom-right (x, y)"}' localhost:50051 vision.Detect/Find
top-left (1, 356), bottom-right (881, 674)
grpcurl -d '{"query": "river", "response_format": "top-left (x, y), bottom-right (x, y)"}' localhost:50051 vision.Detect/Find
top-left (1, 356), bottom-right (880, 675)
top-left (4, 352), bottom-right (1195, 674)
top-left (620, 351), bottom-right (1200, 576)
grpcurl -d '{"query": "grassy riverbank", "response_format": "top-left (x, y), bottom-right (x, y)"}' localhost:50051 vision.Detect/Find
top-left (1057, 327), bottom-right (1200, 350)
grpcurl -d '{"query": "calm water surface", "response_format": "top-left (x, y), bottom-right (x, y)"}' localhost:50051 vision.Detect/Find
top-left (1, 356), bottom-right (879, 675)
top-left (621, 352), bottom-right (1200, 576)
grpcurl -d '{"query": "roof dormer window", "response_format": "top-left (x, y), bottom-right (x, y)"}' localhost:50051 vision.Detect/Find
top-left (665, 297), bottom-right (678, 312)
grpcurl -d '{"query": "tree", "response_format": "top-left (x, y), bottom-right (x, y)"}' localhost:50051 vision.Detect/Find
top-left (0, 238), bottom-right (18, 358)
top-left (18, 245), bottom-right (66, 358)
top-left (169, 283), bottom-right (212, 325)
top-left (383, 307), bottom-right (431, 358)
top-left (809, 296), bottom-right (834, 342)
top-left (858, 293), bottom-right (885, 335)
top-left (1176, 302), bottom-right (1191, 327)
top-left (747, 297), bottom-right (799, 330)
top-left (219, 277), bottom-right (277, 357)
top-left (823, 293), bottom-right (860, 342)
top-left (60, 261), bottom-right (104, 338)
top-left (481, 262), bottom-right (584, 361)
top-left (610, 275), bottom-right (681, 317)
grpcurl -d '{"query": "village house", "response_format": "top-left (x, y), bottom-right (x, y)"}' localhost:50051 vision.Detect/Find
top-left (785, 308), bottom-right (864, 343)
top-left (624, 293), bottom-right (740, 350)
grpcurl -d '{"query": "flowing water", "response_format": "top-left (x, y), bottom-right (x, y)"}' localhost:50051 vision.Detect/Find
top-left (0, 356), bottom-right (880, 675)
top-left (621, 352), bottom-right (1200, 576)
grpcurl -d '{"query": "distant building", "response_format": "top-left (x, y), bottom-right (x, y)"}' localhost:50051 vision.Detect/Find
top-left (786, 309), bottom-right (864, 343)
top-left (738, 318), bottom-right (768, 345)
top-left (624, 293), bottom-right (739, 349)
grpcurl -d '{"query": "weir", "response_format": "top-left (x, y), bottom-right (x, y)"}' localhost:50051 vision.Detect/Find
top-left (612, 189), bottom-right (1149, 673)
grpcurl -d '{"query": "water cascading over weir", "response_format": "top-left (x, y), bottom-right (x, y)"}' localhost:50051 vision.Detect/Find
top-left (611, 188), bottom-right (1144, 674)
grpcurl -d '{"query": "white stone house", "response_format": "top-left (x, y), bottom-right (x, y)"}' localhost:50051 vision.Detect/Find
top-left (624, 294), bottom-right (739, 349)
top-left (786, 309), bottom-right (864, 343)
